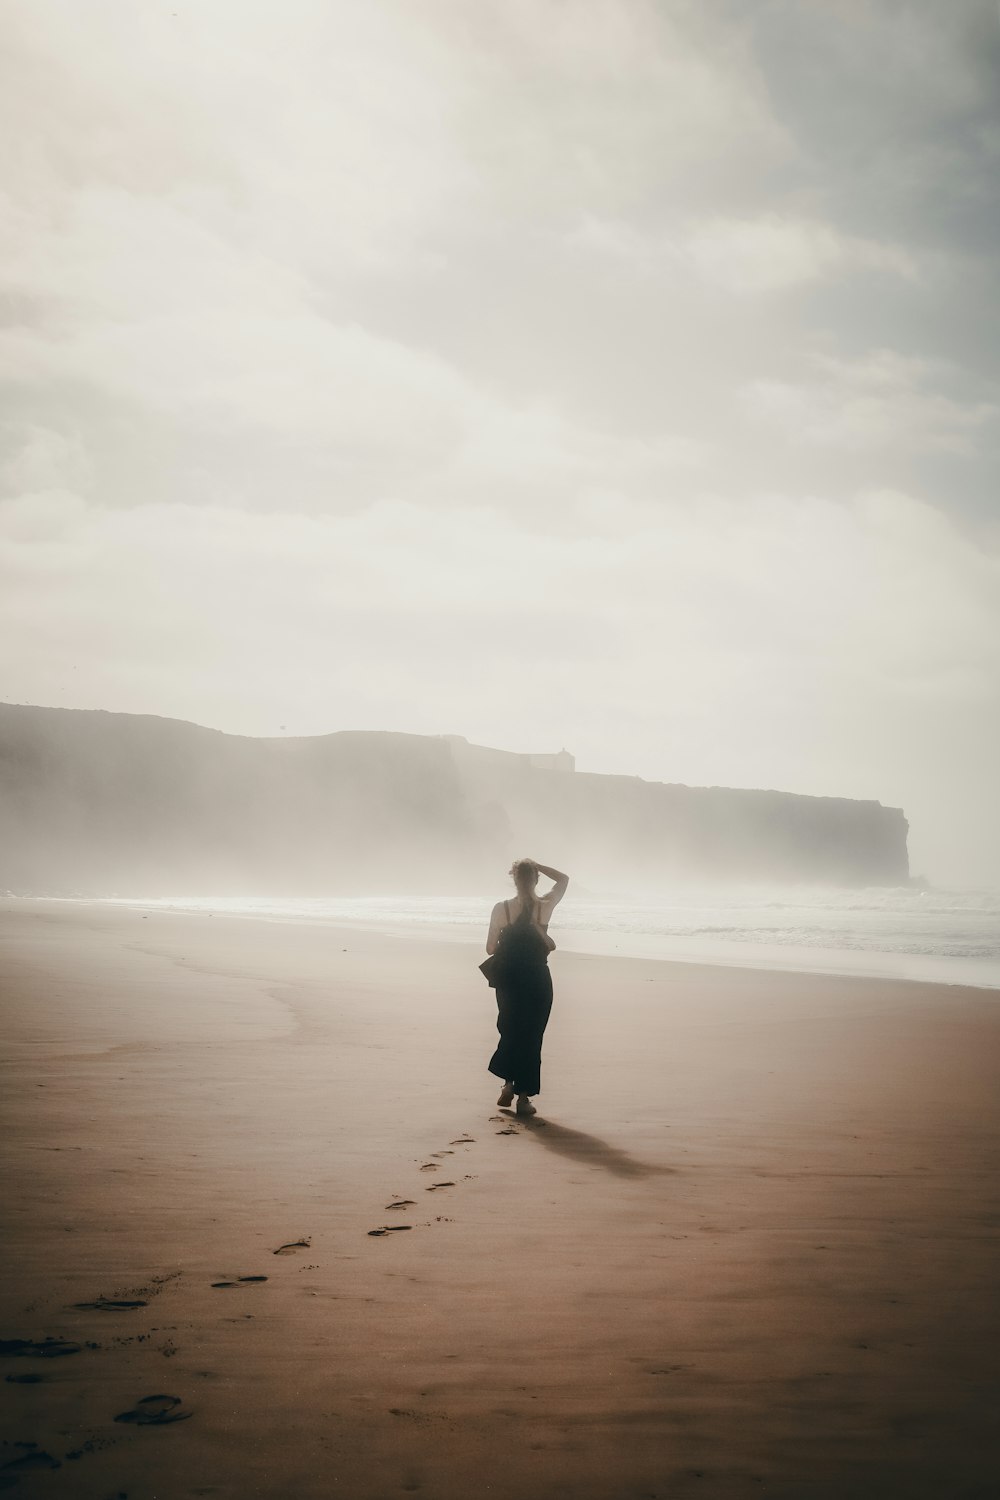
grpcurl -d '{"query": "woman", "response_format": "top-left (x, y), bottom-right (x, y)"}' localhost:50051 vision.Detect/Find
top-left (485, 858), bottom-right (569, 1116)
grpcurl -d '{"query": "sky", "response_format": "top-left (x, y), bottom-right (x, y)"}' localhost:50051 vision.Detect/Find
top-left (2, 0), bottom-right (999, 885)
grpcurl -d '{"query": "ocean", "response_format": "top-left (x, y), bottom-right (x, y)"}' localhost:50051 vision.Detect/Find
top-left (56, 884), bottom-right (1000, 991)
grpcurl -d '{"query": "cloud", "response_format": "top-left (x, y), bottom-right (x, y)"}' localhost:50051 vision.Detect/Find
top-left (0, 1), bottom-right (474, 276)
top-left (737, 2), bottom-right (1000, 252)
top-left (572, 212), bottom-right (919, 294)
top-left (0, 166), bottom-right (703, 522)
top-left (680, 216), bottom-right (919, 294)
top-left (3, 481), bottom-right (996, 741)
top-left (847, 489), bottom-right (1000, 694)
top-left (743, 350), bottom-right (999, 455)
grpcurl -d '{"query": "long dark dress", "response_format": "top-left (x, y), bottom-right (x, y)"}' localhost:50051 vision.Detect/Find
top-left (487, 900), bottom-right (553, 1096)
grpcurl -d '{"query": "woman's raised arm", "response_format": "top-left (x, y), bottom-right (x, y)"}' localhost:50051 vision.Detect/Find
top-left (533, 861), bottom-right (569, 905)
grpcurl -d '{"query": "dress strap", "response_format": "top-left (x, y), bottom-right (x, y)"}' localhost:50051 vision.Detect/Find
top-left (503, 900), bottom-right (510, 924)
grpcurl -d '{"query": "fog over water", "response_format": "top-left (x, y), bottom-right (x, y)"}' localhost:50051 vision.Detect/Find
top-left (2, 3), bottom-right (999, 886)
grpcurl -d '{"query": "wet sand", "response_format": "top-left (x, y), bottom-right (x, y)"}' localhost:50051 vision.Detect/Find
top-left (1, 898), bottom-right (998, 1498)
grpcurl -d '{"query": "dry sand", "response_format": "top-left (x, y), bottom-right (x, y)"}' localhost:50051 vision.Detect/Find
top-left (1, 898), bottom-right (998, 1499)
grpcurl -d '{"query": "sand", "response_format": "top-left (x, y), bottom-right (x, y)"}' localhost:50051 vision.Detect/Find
top-left (1, 898), bottom-right (998, 1499)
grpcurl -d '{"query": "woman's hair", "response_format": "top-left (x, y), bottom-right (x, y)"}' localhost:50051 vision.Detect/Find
top-left (510, 858), bottom-right (538, 897)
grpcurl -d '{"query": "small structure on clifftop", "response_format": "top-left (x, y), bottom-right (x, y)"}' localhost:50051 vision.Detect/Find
top-left (442, 735), bottom-right (574, 774)
top-left (524, 748), bottom-right (575, 773)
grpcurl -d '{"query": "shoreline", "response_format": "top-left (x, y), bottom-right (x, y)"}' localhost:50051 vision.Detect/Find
top-left (9, 892), bottom-right (1000, 992)
top-left (2, 900), bottom-right (999, 1497)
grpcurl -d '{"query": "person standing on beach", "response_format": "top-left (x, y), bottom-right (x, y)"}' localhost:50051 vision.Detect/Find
top-left (485, 858), bottom-right (569, 1116)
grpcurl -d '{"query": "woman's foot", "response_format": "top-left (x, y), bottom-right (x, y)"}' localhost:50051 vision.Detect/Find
top-left (516, 1095), bottom-right (536, 1117)
top-left (497, 1083), bottom-right (515, 1107)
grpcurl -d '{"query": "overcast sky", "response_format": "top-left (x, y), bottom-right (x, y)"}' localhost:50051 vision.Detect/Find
top-left (2, 1), bottom-right (998, 884)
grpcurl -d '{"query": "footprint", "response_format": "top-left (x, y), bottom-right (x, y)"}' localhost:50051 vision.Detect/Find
top-left (1, 1447), bottom-right (61, 1476)
top-left (273, 1238), bottom-right (311, 1255)
top-left (367, 1226), bottom-right (413, 1237)
top-left (114, 1393), bottom-right (192, 1425)
top-left (430, 1151), bottom-right (454, 1157)
top-left (496, 1126), bottom-right (518, 1136)
top-left (386, 1200), bottom-right (416, 1210)
top-left (73, 1299), bottom-right (148, 1311)
top-left (488, 1116), bottom-right (506, 1123)
top-left (210, 1277), bottom-right (268, 1288)
top-left (5, 1373), bottom-right (46, 1384)
top-left (418, 1164), bottom-right (439, 1172)
top-left (149, 1271), bottom-right (182, 1290)
top-left (64, 1435), bottom-right (116, 1461)
top-left (450, 1137), bottom-right (475, 1144)
top-left (426, 1182), bottom-right (455, 1192)
top-left (0, 1338), bottom-right (81, 1359)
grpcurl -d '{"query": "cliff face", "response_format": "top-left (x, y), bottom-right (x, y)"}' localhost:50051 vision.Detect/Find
top-left (446, 736), bottom-right (909, 887)
top-left (0, 704), bottom-right (909, 893)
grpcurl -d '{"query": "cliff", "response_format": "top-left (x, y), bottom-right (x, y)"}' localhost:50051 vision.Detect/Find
top-left (0, 704), bottom-right (909, 893)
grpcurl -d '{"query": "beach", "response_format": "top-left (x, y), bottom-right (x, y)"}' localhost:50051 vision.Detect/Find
top-left (2, 899), bottom-right (998, 1499)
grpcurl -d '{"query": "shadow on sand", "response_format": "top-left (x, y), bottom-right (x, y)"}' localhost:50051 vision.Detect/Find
top-left (504, 1113), bottom-right (674, 1180)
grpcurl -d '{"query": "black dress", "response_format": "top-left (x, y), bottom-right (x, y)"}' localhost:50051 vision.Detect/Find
top-left (487, 900), bottom-right (553, 1096)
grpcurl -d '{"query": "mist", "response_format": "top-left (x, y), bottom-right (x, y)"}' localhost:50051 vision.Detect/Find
top-left (1, 705), bottom-right (912, 903)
